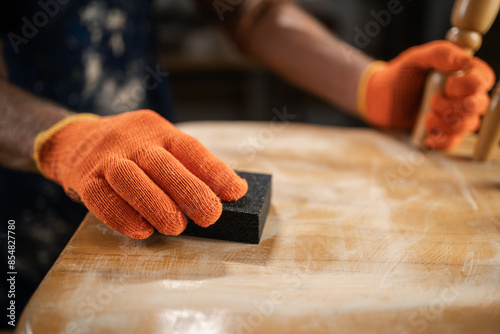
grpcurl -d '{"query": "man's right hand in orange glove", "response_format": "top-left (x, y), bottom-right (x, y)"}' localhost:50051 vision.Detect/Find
top-left (33, 110), bottom-right (248, 239)
top-left (357, 40), bottom-right (495, 149)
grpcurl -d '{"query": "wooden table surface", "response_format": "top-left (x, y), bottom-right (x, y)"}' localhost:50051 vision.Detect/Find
top-left (17, 122), bottom-right (500, 334)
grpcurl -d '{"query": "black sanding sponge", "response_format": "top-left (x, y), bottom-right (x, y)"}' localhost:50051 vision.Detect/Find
top-left (182, 171), bottom-right (272, 244)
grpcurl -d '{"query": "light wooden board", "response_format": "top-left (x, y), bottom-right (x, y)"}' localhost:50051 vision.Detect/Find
top-left (17, 122), bottom-right (500, 334)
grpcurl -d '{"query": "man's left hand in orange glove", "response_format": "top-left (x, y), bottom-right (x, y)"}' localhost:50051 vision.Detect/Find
top-left (236, 2), bottom-right (495, 150)
top-left (357, 40), bottom-right (495, 149)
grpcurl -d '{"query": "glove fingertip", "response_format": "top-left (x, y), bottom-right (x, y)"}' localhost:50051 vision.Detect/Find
top-left (126, 222), bottom-right (155, 239)
top-left (471, 57), bottom-right (496, 89)
top-left (156, 212), bottom-right (187, 236)
top-left (195, 198), bottom-right (223, 228)
top-left (435, 43), bottom-right (470, 72)
top-left (219, 176), bottom-right (248, 202)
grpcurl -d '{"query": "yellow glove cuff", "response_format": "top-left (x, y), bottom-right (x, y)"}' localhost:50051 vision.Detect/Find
top-left (357, 61), bottom-right (387, 121)
top-left (33, 113), bottom-right (100, 177)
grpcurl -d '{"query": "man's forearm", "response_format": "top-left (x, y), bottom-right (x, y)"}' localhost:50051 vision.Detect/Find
top-left (0, 80), bottom-right (73, 172)
top-left (244, 2), bottom-right (374, 115)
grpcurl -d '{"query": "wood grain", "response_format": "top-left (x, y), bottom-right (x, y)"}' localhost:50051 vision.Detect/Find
top-left (17, 122), bottom-right (500, 334)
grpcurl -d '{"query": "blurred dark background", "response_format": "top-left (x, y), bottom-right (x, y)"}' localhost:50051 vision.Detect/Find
top-left (154, 0), bottom-right (500, 126)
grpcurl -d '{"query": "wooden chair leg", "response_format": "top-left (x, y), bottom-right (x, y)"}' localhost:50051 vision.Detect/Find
top-left (411, 0), bottom-right (500, 149)
top-left (474, 83), bottom-right (500, 161)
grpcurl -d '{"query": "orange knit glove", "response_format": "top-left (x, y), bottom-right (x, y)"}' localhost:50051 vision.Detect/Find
top-left (33, 110), bottom-right (248, 239)
top-left (358, 40), bottom-right (495, 149)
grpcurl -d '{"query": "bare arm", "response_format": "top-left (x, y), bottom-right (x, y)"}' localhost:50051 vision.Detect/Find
top-left (245, 2), bottom-right (373, 115)
top-left (0, 45), bottom-right (73, 172)
top-left (195, 0), bottom-right (373, 116)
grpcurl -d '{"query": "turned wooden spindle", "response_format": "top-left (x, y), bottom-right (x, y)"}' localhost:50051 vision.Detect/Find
top-left (410, 0), bottom-right (500, 149)
top-left (474, 83), bottom-right (500, 161)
